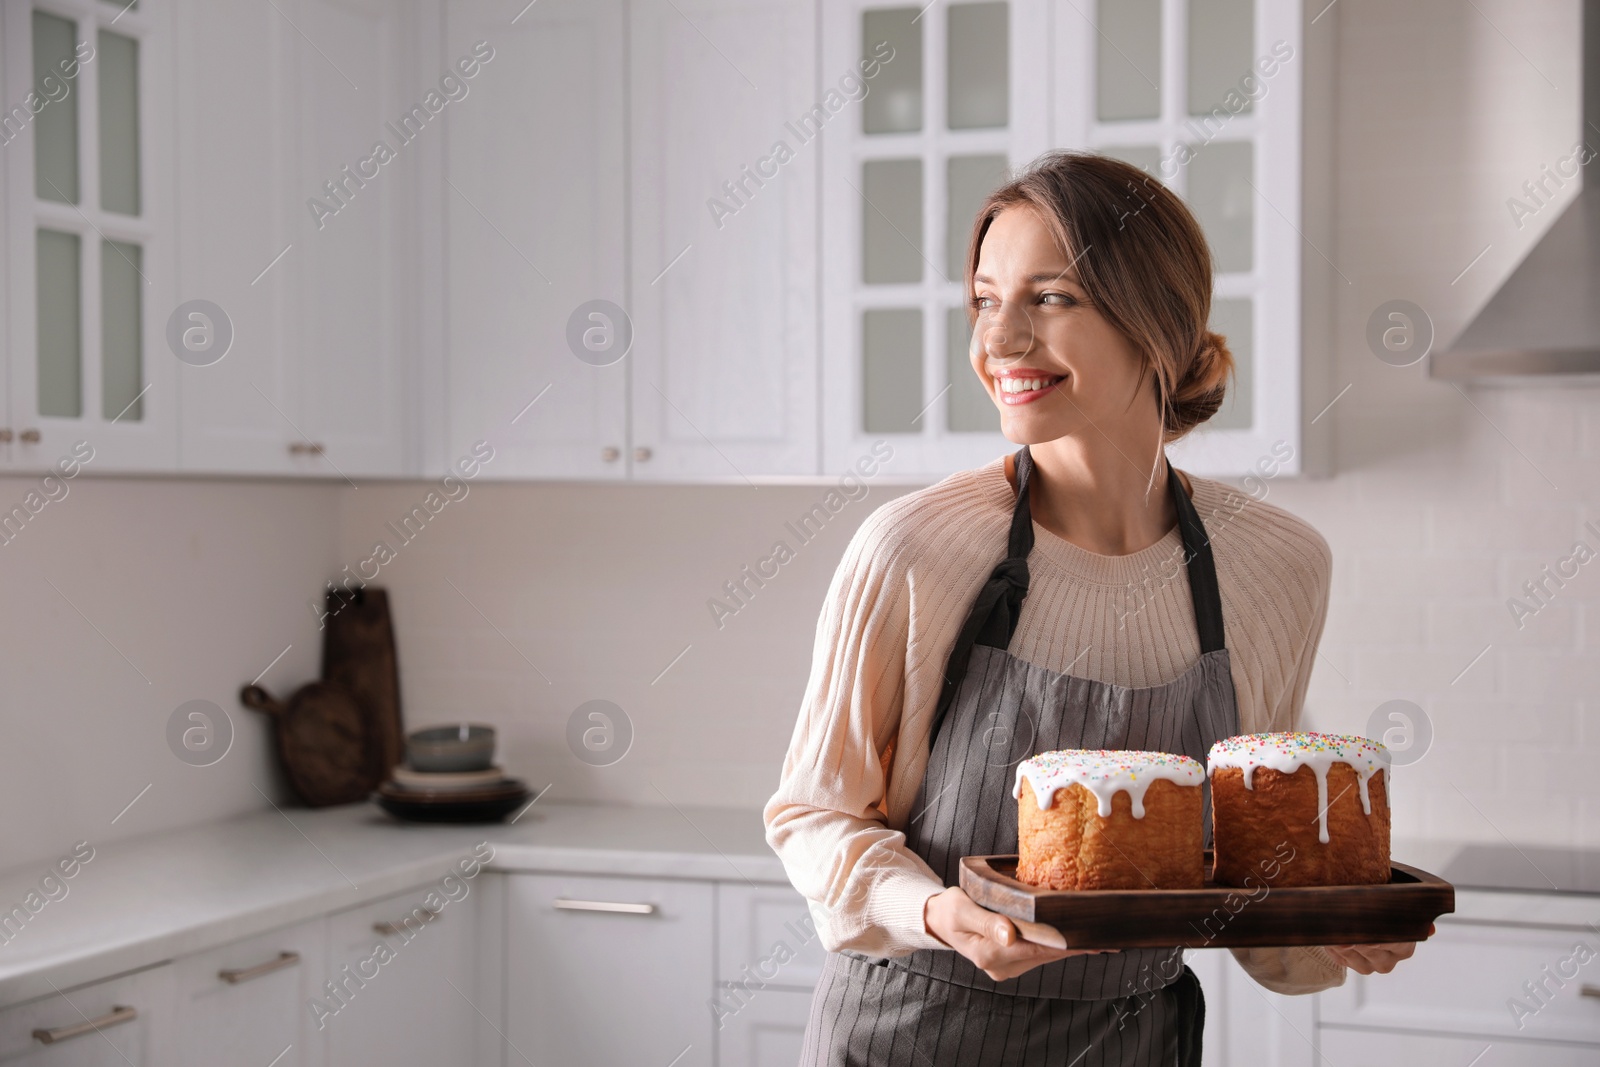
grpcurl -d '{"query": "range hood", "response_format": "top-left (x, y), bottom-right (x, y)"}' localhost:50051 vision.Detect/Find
top-left (1430, 0), bottom-right (1600, 382)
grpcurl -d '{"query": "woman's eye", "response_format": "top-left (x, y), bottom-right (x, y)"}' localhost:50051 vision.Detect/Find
top-left (971, 296), bottom-right (996, 310)
top-left (1041, 292), bottom-right (1075, 306)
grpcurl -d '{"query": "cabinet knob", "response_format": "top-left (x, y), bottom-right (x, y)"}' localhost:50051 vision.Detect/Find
top-left (1582, 984), bottom-right (1600, 999)
top-left (0, 429), bottom-right (12, 443)
top-left (633, 446), bottom-right (652, 462)
top-left (19, 429), bottom-right (40, 444)
top-left (601, 446), bottom-right (621, 462)
top-left (289, 441), bottom-right (326, 456)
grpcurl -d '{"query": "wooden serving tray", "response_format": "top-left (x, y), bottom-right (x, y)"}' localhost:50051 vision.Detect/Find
top-left (960, 853), bottom-right (1455, 949)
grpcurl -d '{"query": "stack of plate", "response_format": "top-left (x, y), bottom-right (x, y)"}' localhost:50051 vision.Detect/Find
top-left (374, 724), bottom-right (531, 823)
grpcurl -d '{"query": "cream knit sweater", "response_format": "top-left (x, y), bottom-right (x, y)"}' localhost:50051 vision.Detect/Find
top-left (763, 453), bottom-right (1347, 995)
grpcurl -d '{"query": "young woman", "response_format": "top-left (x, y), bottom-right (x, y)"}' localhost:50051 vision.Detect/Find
top-left (764, 151), bottom-right (1419, 1066)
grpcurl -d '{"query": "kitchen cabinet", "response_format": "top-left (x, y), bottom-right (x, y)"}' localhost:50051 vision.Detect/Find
top-left (172, 918), bottom-right (328, 1067)
top-left (438, 0), bottom-right (630, 480)
top-left (0, 964), bottom-right (173, 1065)
top-left (1320, 1028), bottom-right (1600, 1067)
top-left (717, 987), bottom-right (816, 1067)
top-left (821, 0), bottom-right (1331, 480)
top-left (626, 0), bottom-right (819, 480)
top-left (322, 882), bottom-right (481, 1066)
top-left (174, 0), bottom-right (410, 478)
top-left (0, 0), bottom-right (179, 473)
top-left (506, 872), bottom-right (716, 1066)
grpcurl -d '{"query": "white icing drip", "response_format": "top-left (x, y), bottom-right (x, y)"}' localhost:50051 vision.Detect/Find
top-left (1207, 732), bottom-right (1390, 846)
top-left (1013, 750), bottom-right (1205, 820)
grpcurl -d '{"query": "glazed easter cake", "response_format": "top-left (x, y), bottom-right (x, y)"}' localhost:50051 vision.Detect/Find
top-left (1207, 732), bottom-right (1391, 888)
top-left (1013, 749), bottom-right (1205, 890)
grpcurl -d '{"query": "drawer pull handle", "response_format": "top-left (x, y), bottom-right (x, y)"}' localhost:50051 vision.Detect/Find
top-left (374, 908), bottom-right (439, 936)
top-left (19, 429), bottom-right (40, 444)
top-left (219, 950), bottom-right (301, 984)
top-left (33, 1005), bottom-right (137, 1045)
top-left (1582, 984), bottom-right (1600, 999)
top-left (553, 897), bottom-right (658, 916)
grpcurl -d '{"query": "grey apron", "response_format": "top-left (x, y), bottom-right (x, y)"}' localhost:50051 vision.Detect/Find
top-left (800, 445), bottom-right (1240, 1067)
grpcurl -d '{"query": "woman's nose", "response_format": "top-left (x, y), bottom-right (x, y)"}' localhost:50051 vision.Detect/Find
top-left (973, 304), bottom-right (1035, 365)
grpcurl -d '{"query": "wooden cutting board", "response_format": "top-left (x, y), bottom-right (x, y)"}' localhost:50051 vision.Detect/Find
top-left (960, 853), bottom-right (1454, 949)
top-left (322, 586), bottom-right (404, 774)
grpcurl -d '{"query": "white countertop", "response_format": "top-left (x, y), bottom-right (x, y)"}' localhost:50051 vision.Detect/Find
top-left (0, 799), bottom-right (783, 1007)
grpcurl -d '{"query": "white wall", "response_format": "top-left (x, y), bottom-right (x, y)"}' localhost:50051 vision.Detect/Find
top-left (0, 476), bottom-right (339, 868)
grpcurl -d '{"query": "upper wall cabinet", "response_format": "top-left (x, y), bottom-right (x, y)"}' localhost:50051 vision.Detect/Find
top-left (1, 0), bottom-right (178, 472)
top-left (1056, 0), bottom-right (1326, 478)
top-left (820, 0), bottom-right (1052, 477)
top-left (173, 0), bottom-right (411, 478)
top-left (821, 0), bottom-right (1328, 480)
top-left (627, 0), bottom-right (818, 481)
top-left (437, 0), bottom-right (629, 480)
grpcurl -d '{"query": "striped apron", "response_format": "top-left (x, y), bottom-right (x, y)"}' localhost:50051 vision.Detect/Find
top-left (800, 445), bottom-right (1240, 1066)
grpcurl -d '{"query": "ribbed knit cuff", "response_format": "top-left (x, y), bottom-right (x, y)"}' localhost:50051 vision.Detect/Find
top-left (868, 868), bottom-right (950, 955)
top-left (1303, 945), bottom-right (1348, 984)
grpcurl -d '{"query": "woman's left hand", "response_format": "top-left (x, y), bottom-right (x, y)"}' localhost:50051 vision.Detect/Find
top-left (1325, 922), bottom-right (1434, 974)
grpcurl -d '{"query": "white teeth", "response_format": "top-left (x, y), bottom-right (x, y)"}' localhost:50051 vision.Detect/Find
top-left (999, 377), bottom-right (1054, 394)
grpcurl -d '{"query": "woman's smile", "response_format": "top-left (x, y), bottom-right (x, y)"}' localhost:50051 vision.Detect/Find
top-left (991, 368), bottom-right (1066, 405)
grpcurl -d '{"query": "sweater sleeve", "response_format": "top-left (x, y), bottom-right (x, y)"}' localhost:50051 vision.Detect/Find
top-left (763, 508), bottom-right (950, 957)
top-left (1228, 520), bottom-right (1347, 995)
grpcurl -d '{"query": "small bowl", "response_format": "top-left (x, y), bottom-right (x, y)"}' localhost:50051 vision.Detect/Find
top-left (407, 724), bottom-right (496, 773)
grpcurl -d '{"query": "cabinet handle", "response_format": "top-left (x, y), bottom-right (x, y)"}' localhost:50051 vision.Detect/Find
top-left (374, 908), bottom-right (439, 936)
top-left (601, 446), bottom-right (621, 462)
top-left (633, 446), bottom-right (652, 462)
top-left (0, 429), bottom-right (12, 443)
top-left (553, 897), bottom-right (658, 916)
top-left (33, 1005), bottom-right (137, 1045)
top-left (289, 441), bottom-right (326, 456)
top-left (1582, 984), bottom-right (1600, 999)
top-left (219, 950), bottom-right (301, 985)
top-left (19, 429), bottom-right (40, 444)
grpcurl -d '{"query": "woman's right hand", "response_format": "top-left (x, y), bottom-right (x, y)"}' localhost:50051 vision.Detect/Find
top-left (923, 886), bottom-right (1113, 982)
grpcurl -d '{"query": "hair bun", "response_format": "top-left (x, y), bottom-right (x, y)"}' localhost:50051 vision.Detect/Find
top-left (1166, 329), bottom-right (1235, 438)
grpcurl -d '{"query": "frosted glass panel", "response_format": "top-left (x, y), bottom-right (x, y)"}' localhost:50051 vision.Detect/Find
top-left (946, 154), bottom-right (1009, 279)
top-left (947, 307), bottom-right (999, 432)
top-left (1096, 0), bottom-right (1160, 121)
top-left (862, 8), bottom-right (922, 133)
top-left (1187, 141), bottom-right (1253, 272)
top-left (102, 239), bottom-right (143, 421)
top-left (37, 229), bottom-right (83, 418)
top-left (863, 309), bottom-right (923, 432)
top-left (1099, 145), bottom-right (1162, 175)
top-left (862, 159), bottom-right (924, 283)
top-left (1207, 297), bottom-right (1252, 430)
top-left (947, 3), bottom-right (1008, 130)
top-left (32, 11), bottom-right (79, 204)
top-left (98, 30), bottom-right (141, 215)
top-left (1189, 0), bottom-right (1254, 116)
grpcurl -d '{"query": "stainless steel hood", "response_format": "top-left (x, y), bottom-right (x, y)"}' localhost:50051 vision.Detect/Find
top-left (1430, 0), bottom-right (1600, 382)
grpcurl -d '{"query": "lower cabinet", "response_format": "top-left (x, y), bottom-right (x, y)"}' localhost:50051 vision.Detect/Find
top-left (0, 964), bottom-right (173, 1065)
top-left (506, 872), bottom-right (716, 1067)
top-left (173, 919), bottom-right (327, 1067)
top-left (321, 884), bottom-right (481, 1067)
top-left (716, 987), bottom-right (817, 1067)
top-left (1319, 1027), bottom-right (1600, 1066)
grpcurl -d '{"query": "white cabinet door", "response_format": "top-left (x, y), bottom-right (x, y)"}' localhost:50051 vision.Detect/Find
top-left (717, 883), bottom-right (826, 992)
top-left (1183, 947), bottom-right (1315, 1067)
top-left (0, 964), bottom-right (173, 1065)
top-left (627, 0), bottom-right (819, 480)
top-left (440, 0), bottom-right (628, 480)
top-left (288, 0), bottom-right (410, 478)
top-left (173, 0), bottom-right (298, 475)
top-left (172, 918), bottom-right (328, 1067)
top-left (322, 884), bottom-right (479, 1067)
top-left (2, 0), bottom-right (178, 473)
top-left (717, 987), bottom-right (816, 1067)
top-left (507, 873), bottom-right (716, 1067)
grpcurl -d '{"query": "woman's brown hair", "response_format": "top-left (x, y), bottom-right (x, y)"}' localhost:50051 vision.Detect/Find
top-left (964, 150), bottom-right (1234, 447)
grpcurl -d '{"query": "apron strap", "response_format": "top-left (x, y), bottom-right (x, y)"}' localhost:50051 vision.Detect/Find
top-left (929, 446), bottom-right (1227, 744)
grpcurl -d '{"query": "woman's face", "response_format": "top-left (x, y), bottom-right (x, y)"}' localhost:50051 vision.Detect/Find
top-left (969, 204), bottom-right (1152, 446)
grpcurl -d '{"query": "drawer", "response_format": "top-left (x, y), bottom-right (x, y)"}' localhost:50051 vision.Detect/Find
top-left (0, 964), bottom-right (172, 1065)
top-left (1318, 920), bottom-right (1600, 1045)
top-left (716, 884), bottom-right (826, 992)
top-left (1321, 1025), bottom-right (1600, 1066)
top-left (172, 918), bottom-right (327, 1067)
